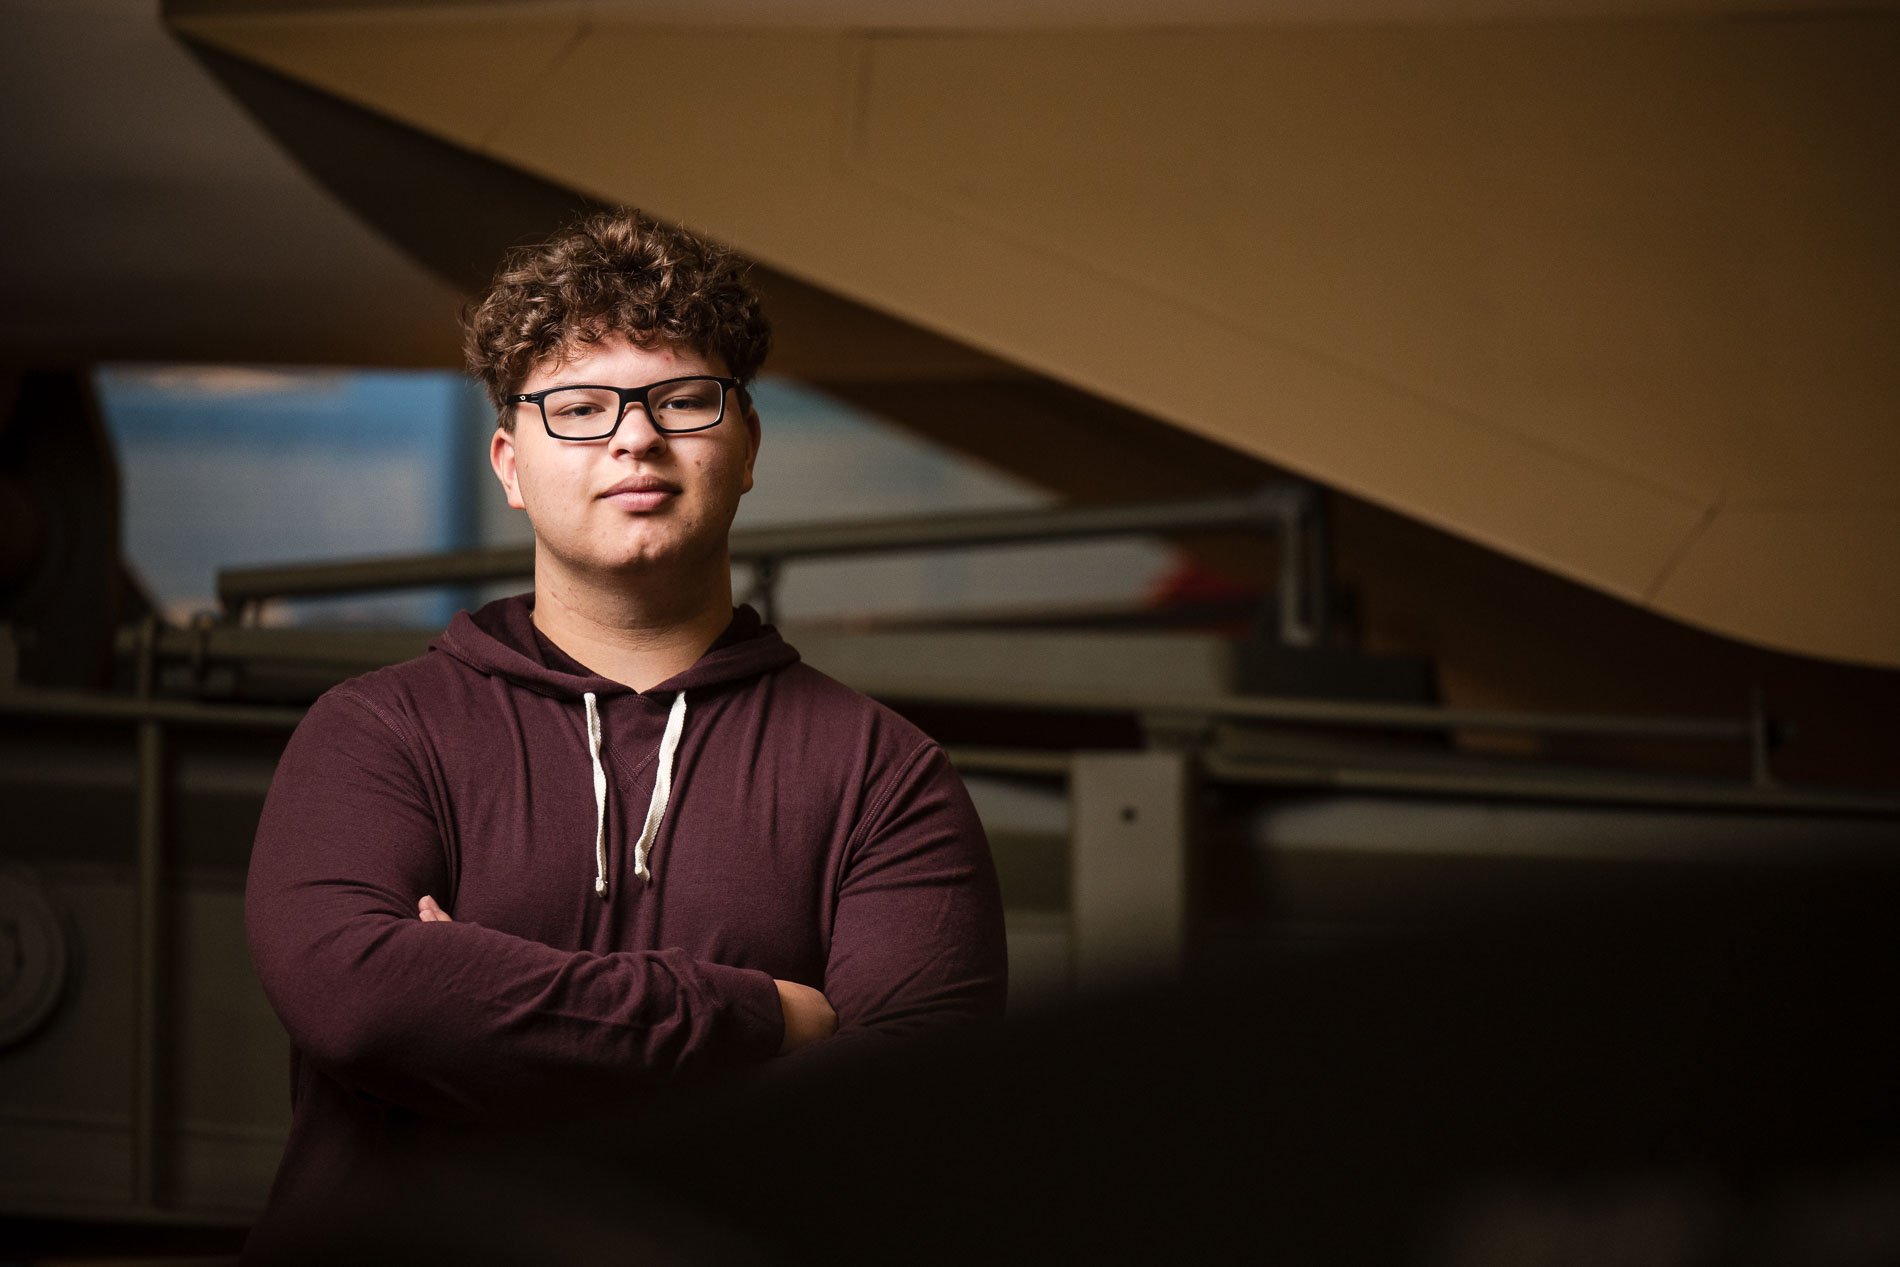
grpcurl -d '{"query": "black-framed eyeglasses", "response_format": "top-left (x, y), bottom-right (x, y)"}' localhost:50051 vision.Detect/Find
top-left (510, 375), bottom-right (741, 439)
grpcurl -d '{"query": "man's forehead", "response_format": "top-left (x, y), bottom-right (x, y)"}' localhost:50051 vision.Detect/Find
top-left (528, 332), bottom-right (724, 382)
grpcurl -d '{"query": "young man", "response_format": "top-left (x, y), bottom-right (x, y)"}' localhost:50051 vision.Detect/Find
top-left (243, 210), bottom-right (1008, 1240)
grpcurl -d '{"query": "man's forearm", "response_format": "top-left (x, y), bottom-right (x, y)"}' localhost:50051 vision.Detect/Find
top-left (418, 894), bottom-right (837, 1058)
top-left (251, 895), bottom-right (785, 1121)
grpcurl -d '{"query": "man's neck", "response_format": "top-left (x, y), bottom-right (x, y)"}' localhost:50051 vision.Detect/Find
top-left (529, 551), bottom-right (734, 692)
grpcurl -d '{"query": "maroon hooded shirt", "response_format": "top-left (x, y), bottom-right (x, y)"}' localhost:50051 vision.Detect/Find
top-left (244, 596), bottom-right (1007, 1220)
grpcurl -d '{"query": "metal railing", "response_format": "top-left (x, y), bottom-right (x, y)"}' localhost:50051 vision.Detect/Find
top-left (215, 486), bottom-right (1331, 645)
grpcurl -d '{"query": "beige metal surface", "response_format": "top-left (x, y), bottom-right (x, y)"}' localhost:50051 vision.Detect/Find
top-left (170, 6), bottom-right (1900, 668)
top-left (1647, 507), bottom-right (1900, 664)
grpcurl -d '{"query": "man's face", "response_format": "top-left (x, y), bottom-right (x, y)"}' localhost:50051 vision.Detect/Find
top-left (491, 335), bottom-right (760, 580)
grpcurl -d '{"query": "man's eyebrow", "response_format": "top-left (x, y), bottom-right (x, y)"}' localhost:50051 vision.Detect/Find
top-left (543, 372), bottom-right (718, 389)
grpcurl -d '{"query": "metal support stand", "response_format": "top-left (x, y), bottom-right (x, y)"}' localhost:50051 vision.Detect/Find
top-left (131, 616), bottom-right (165, 1211)
top-left (748, 556), bottom-right (781, 627)
top-left (1254, 482), bottom-right (1332, 650)
top-left (1070, 751), bottom-right (1195, 991)
top-left (1749, 688), bottom-right (1780, 789)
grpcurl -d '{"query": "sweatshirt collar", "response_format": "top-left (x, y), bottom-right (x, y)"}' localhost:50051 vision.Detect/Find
top-left (430, 594), bottom-right (799, 699)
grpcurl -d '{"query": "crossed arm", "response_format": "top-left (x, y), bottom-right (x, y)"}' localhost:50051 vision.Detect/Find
top-left (247, 688), bottom-right (1005, 1121)
top-left (415, 894), bottom-right (840, 1054)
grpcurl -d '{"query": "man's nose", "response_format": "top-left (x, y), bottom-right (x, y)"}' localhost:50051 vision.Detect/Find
top-left (610, 402), bottom-right (667, 457)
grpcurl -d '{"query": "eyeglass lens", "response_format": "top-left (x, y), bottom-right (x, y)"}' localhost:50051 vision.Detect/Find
top-left (541, 378), bottom-right (726, 438)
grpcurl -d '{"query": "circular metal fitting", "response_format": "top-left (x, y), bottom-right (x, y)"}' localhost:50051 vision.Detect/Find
top-left (0, 870), bottom-right (72, 1049)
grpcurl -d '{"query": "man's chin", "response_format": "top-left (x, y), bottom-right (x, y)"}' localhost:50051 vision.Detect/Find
top-left (592, 540), bottom-right (719, 577)
top-left (537, 525), bottom-right (729, 584)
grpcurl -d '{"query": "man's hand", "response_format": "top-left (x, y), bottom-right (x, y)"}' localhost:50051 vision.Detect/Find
top-left (419, 895), bottom-right (452, 923)
top-left (774, 979), bottom-right (837, 1055)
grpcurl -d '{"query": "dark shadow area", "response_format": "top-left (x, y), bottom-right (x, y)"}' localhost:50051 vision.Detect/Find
top-left (0, 369), bottom-right (149, 689)
top-left (0, 1216), bottom-right (246, 1260)
top-left (244, 889), bottom-right (1900, 1266)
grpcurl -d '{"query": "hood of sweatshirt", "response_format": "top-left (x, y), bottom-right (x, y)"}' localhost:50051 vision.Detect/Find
top-left (431, 594), bottom-right (800, 699)
top-left (427, 594), bottom-right (801, 895)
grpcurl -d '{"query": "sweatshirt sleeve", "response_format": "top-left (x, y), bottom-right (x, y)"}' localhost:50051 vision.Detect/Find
top-left (820, 741), bottom-right (1009, 1043)
top-left (245, 687), bottom-right (784, 1121)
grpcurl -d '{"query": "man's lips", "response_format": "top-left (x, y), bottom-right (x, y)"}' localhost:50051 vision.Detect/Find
top-left (600, 476), bottom-right (681, 509)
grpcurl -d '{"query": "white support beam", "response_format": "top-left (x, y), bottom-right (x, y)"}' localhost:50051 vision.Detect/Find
top-left (1070, 751), bottom-right (1194, 990)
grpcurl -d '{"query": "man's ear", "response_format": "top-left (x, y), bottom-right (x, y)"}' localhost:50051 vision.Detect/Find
top-left (490, 426), bottom-right (527, 510)
top-left (740, 399), bottom-right (761, 495)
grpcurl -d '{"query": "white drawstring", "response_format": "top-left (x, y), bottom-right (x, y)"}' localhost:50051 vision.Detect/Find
top-left (585, 689), bottom-right (689, 898)
top-left (585, 692), bottom-right (608, 898)
top-left (632, 691), bottom-right (688, 884)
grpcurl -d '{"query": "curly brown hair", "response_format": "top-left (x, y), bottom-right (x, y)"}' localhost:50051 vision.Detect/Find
top-left (462, 208), bottom-right (772, 427)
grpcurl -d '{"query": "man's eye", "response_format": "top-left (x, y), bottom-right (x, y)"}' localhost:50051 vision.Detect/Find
top-left (556, 403), bottom-right (602, 418)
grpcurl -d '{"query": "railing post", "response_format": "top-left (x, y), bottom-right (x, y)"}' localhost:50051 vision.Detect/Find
top-left (131, 616), bottom-right (166, 1210)
top-left (749, 556), bottom-right (781, 626)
